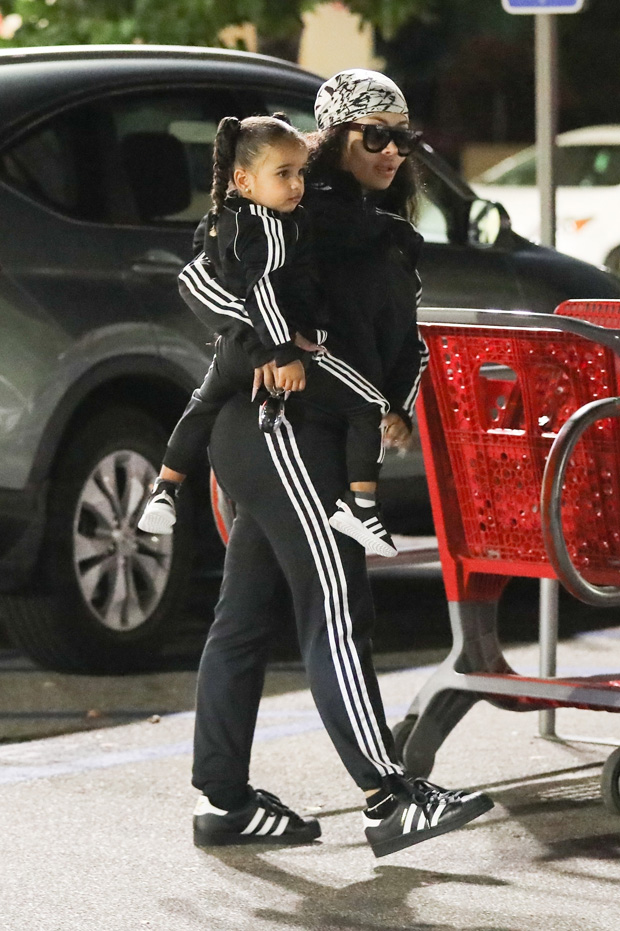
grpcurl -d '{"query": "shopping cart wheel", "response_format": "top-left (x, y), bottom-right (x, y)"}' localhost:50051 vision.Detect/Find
top-left (601, 747), bottom-right (620, 815)
top-left (392, 716), bottom-right (434, 779)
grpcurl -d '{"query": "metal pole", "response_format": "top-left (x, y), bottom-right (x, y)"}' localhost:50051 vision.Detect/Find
top-left (535, 13), bottom-right (558, 248)
top-left (539, 576), bottom-right (559, 736)
top-left (535, 14), bottom-right (560, 738)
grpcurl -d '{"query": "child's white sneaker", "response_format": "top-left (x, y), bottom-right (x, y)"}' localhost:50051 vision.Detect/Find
top-left (137, 479), bottom-right (179, 534)
top-left (329, 492), bottom-right (397, 557)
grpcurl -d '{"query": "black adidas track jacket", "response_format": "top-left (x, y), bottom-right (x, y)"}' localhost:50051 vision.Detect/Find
top-left (180, 194), bottom-right (326, 369)
top-left (302, 166), bottom-right (429, 429)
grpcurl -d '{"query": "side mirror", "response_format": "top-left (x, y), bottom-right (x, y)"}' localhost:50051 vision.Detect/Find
top-left (468, 199), bottom-right (510, 246)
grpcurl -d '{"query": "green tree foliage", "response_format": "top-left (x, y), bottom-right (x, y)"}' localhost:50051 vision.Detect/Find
top-left (0, 0), bottom-right (434, 52)
top-left (347, 0), bottom-right (434, 39)
top-left (0, 0), bottom-right (234, 47)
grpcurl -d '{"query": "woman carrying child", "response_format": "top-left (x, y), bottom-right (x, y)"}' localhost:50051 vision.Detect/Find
top-left (164, 69), bottom-right (494, 858)
top-left (140, 112), bottom-right (399, 556)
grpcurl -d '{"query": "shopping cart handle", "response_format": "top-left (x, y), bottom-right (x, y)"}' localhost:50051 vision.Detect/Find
top-left (541, 396), bottom-right (620, 607)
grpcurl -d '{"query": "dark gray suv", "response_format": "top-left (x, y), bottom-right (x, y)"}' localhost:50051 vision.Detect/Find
top-left (1, 45), bottom-right (619, 673)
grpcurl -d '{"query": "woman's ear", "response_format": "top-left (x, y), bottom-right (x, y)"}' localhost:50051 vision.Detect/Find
top-left (233, 167), bottom-right (251, 196)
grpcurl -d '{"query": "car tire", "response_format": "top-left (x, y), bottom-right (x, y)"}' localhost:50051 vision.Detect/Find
top-left (1, 406), bottom-right (195, 673)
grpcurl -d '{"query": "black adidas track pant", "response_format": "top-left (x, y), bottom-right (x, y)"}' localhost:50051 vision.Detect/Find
top-left (164, 337), bottom-right (388, 484)
top-left (192, 391), bottom-right (403, 805)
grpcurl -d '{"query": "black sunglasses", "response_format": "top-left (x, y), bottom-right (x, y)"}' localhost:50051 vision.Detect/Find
top-left (343, 122), bottom-right (423, 157)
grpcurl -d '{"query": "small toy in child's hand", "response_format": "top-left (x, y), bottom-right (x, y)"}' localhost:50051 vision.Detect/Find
top-left (259, 392), bottom-right (285, 433)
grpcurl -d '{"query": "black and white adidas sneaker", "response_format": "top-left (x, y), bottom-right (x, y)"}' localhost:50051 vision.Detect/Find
top-left (328, 492), bottom-right (398, 558)
top-left (363, 775), bottom-right (494, 858)
top-left (137, 478), bottom-right (179, 535)
top-left (193, 788), bottom-right (321, 848)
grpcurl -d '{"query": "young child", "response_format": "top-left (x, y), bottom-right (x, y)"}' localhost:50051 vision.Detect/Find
top-left (138, 113), bottom-right (398, 557)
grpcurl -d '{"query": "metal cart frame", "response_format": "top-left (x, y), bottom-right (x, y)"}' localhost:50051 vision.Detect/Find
top-left (394, 301), bottom-right (620, 812)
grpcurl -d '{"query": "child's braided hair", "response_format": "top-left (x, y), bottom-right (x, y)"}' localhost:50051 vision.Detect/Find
top-left (210, 112), bottom-right (306, 214)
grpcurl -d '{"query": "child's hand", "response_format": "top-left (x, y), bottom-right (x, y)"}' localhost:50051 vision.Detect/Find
top-left (275, 360), bottom-right (306, 392)
top-left (252, 360), bottom-right (278, 400)
top-left (382, 412), bottom-right (412, 449)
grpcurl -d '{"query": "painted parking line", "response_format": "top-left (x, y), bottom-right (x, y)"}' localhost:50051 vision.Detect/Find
top-left (1, 658), bottom-right (618, 785)
top-left (0, 707), bottom-right (408, 786)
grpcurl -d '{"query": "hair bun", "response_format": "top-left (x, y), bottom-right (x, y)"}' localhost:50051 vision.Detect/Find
top-left (271, 111), bottom-right (292, 126)
top-left (219, 115), bottom-right (242, 140)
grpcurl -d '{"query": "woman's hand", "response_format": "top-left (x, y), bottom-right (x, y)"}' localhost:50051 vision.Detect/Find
top-left (275, 360), bottom-right (306, 392)
top-left (382, 412), bottom-right (412, 450)
top-left (252, 360), bottom-right (278, 400)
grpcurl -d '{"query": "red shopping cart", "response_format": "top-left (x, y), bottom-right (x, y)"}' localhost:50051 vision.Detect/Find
top-left (393, 300), bottom-right (620, 812)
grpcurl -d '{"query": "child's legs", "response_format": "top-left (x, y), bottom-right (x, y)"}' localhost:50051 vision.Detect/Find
top-left (164, 338), bottom-right (255, 476)
top-left (300, 351), bottom-right (387, 486)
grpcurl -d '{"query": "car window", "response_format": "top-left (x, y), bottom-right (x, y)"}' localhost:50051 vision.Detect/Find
top-left (478, 144), bottom-right (620, 188)
top-left (0, 88), bottom-right (240, 225)
top-left (479, 153), bottom-right (537, 187)
top-left (560, 146), bottom-right (620, 186)
top-left (413, 160), bottom-right (458, 244)
top-left (2, 124), bottom-right (78, 211)
top-left (0, 107), bottom-right (111, 220)
top-left (109, 90), bottom-right (239, 223)
top-left (416, 189), bottom-right (449, 243)
top-left (263, 95), bottom-right (317, 133)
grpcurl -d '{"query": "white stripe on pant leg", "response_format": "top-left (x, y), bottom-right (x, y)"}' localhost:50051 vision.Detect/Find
top-left (274, 422), bottom-right (394, 772)
top-left (317, 351), bottom-right (387, 403)
top-left (378, 422), bottom-right (387, 465)
top-left (265, 432), bottom-right (389, 776)
top-left (315, 352), bottom-right (389, 413)
top-left (274, 421), bottom-right (394, 772)
top-left (265, 420), bottom-right (400, 778)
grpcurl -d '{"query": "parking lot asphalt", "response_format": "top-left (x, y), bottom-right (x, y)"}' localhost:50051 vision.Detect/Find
top-left (1, 623), bottom-right (620, 931)
top-left (0, 538), bottom-right (445, 745)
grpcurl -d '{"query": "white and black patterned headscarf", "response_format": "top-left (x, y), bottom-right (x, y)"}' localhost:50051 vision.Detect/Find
top-left (314, 69), bottom-right (408, 131)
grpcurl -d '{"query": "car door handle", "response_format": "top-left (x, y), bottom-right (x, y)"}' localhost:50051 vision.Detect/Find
top-left (131, 250), bottom-right (185, 277)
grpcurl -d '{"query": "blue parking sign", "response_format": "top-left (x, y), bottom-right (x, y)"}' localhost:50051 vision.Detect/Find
top-left (502, 0), bottom-right (586, 12)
